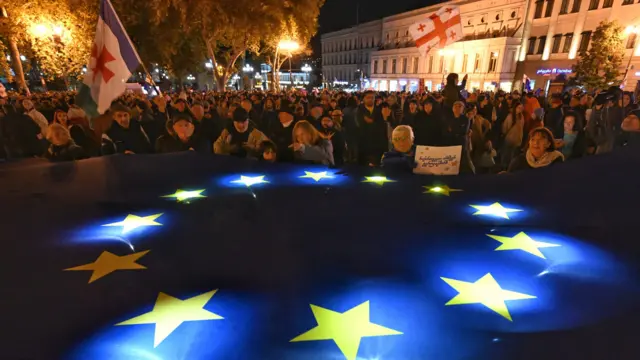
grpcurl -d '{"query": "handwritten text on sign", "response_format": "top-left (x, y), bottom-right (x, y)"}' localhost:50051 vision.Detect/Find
top-left (413, 145), bottom-right (462, 175)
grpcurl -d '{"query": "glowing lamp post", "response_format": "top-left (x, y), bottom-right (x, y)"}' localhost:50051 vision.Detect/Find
top-left (277, 40), bottom-right (300, 89)
top-left (243, 64), bottom-right (254, 89)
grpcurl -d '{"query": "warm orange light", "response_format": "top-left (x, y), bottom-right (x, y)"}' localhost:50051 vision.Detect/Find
top-left (31, 23), bottom-right (50, 38)
top-left (278, 40), bottom-right (300, 52)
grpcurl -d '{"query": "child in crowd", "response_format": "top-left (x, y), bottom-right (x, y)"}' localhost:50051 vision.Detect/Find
top-left (260, 140), bottom-right (278, 163)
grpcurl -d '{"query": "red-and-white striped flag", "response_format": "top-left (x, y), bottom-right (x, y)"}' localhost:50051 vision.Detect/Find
top-left (409, 6), bottom-right (463, 56)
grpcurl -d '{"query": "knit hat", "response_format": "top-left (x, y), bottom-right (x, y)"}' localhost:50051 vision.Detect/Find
top-left (232, 107), bottom-right (250, 122)
top-left (172, 112), bottom-right (193, 124)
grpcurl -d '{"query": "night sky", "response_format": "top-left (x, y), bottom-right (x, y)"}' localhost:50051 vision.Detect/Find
top-left (312, 0), bottom-right (440, 56)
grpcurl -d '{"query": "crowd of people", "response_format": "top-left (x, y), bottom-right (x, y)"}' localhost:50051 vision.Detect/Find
top-left (0, 72), bottom-right (639, 174)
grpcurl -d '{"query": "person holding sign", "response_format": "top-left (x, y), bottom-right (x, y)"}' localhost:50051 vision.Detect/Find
top-left (381, 125), bottom-right (416, 173)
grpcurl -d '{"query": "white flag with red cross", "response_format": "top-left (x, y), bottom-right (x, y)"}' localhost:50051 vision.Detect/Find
top-left (409, 6), bottom-right (463, 56)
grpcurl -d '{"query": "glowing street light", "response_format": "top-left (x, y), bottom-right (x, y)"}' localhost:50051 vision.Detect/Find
top-left (243, 64), bottom-right (254, 73)
top-left (301, 64), bottom-right (312, 72)
top-left (278, 40), bottom-right (300, 52)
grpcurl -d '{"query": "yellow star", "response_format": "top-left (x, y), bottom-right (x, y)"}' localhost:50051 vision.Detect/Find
top-left (470, 203), bottom-right (522, 219)
top-left (116, 290), bottom-right (223, 347)
top-left (423, 185), bottom-right (462, 196)
top-left (64, 250), bottom-right (149, 283)
top-left (291, 301), bottom-right (402, 360)
top-left (162, 189), bottom-right (206, 202)
top-left (231, 175), bottom-right (268, 187)
top-left (363, 176), bottom-right (395, 185)
top-left (441, 273), bottom-right (536, 321)
top-left (102, 213), bottom-right (163, 234)
top-left (487, 232), bottom-right (560, 259)
top-left (300, 171), bottom-right (334, 182)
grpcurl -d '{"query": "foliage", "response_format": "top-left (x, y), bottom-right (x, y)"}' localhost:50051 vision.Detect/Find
top-left (1, 0), bottom-right (95, 84)
top-left (572, 20), bottom-right (625, 91)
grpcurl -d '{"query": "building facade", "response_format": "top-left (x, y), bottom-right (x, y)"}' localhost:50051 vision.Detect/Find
top-left (320, 20), bottom-right (382, 88)
top-left (522, 0), bottom-right (640, 92)
top-left (320, 0), bottom-right (640, 93)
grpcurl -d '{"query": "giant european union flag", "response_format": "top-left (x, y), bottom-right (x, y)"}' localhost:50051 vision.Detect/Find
top-left (1, 148), bottom-right (640, 360)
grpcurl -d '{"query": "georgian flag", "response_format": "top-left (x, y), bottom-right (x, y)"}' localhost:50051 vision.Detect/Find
top-left (409, 6), bottom-right (463, 56)
top-left (77, 0), bottom-right (141, 117)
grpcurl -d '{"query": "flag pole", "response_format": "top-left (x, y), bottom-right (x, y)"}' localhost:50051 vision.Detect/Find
top-left (139, 61), bottom-right (163, 97)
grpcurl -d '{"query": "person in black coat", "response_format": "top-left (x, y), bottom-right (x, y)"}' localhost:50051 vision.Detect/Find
top-left (0, 104), bottom-right (44, 158)
top-left (155, 113), bottom-right (209, 153)
top-left (400, 99), bottom-right (420, 128)
top-left (441, 101), bottom-right (470, 147)
top-left (545, 94), bottom-right (566, 139)
top-left (266, 99), bottom-right (298, 163)
top-left (104, 103), bottom-right (152, 155)
top-left (259, 98), bottom-right (278, 133)
top-left (413, 98), bottom-right (442, 146)
top-left (44, 123), bottom-right (85, 162)
top-left (190, 102), bottom-right (216, 153)
top-left (356, 91), bottom-right (390, 166)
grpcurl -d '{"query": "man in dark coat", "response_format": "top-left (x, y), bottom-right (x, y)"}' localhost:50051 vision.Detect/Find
top-left (413, 97), bottom-right (442, 146)
top-left (267, 99), bottom-right (297, 163)
top-left (104, 103), bottom-right (152, 154)
top-left (156, 112), bottom-right (209, 153)
top-left (356, 90), bottom-right (389, 166)
top-left (545, 94), bottom-right (566, 139)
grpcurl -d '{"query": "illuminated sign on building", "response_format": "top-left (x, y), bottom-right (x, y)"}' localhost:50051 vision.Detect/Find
top-left (536, 68), bottom-right (573, 76)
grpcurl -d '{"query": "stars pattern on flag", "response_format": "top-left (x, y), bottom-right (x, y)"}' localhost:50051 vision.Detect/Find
top-left (64, 250), bottom-right (149, 283)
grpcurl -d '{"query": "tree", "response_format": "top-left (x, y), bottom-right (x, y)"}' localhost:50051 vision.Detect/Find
top-left (0, 0), bottom-right (95, 92)
top-left (572, 20), bottom-right (625, 91)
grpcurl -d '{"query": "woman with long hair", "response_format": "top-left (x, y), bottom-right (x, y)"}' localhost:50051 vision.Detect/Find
top-left (291, 120), bottom-right (334, 165)
top-left (501, 102), bottom-right (525, 168)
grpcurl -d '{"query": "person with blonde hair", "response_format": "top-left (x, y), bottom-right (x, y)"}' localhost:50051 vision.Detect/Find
top-left (291, 120), bottom-right (334, 165)
top-left (44, 123), bottom-right (85, 162)
top-left (381, 125), bottom-right (416, 172)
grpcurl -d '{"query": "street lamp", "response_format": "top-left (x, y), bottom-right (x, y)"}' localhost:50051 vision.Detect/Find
top-left (623, 25), bottom-right (640, 88)
top-left (277, 39), bottom-right (300, 89)
top-left (242, 64), bottom-right (254, 89)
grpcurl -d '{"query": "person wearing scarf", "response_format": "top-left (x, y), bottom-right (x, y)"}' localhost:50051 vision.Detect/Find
top-left (508, 127), bottom-right (564, 172)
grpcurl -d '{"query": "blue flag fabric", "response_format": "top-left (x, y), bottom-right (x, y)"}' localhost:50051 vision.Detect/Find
top-left (1, 148), bottom-right (640, 359)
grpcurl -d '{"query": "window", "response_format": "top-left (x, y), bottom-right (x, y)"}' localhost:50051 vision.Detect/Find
top-left (488, 52), bottom-right (498, 73)
top-left (603, 0), bottom-right (613, 7)
top-left (589, 0), bottom-right (599, 9)
top-left (537, 36), bottom-right (547, 54)
top-left (462, 54), bottom-right (469, 72)
top-left (545, 0), bottom-right (555, 17)
top-left (382, 59), bottom-right (387, 74)
top-left (534, 0), bottom-right (544, 18)
top-left (402, 58), bottom-right (408, 73)
top-left (428, 56), bottom-right (433, 73)
top-left (563, 33), bottom-right (573, 53)
top-left (392, 59), bottom-right (397, 74)
top-left (627, 33), bottom-right (637, 49)
top-left (374, 60), bottom-right (378, 74)
top-left (559, 0), bottom-right (569, 13)
top-left (552, 35), bottom-right (562, 53)
top-left (571, 0), bottom-right (581, 12)
top-left (474, 53), bottom-right (481, 72)
top-left (528, 37), bottom-right (537, 54)
top-left (579, 31), bottom-right (592, 52)
top-left (413, 57), bottom-right (419, 73)
top-left (623, 0), bottom-right (634, 4)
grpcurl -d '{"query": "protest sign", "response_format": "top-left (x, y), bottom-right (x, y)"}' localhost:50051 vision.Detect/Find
top-left (413, 145), bottom-right (462, 175)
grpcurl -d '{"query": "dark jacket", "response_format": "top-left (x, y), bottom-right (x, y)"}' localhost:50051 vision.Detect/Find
top-left (442, 77), bottom-right (467, 108)
top-left (413, 110), bottom-right (442, 146)
top-left (267, 120), bottom-right (297, 163)
top-left (441, 112), bottom-right (470, 147)
top-left (356, 104), bottom-right (388, 164)
top-left (588, 105), bottom-right (624, 153)
top-left (45, 141), bottom-right (85, 162)
top-left (105, 120), bottom-right (152, 154)
top-left (381, 146), bottom-right (416, 173)
top-left (192, 116), bottom-right (217, 153)
top-left (0, 106), bottom-right (44, 158)
top-left (155, 133), bottom-right (209, 154)
top-left (544, 106), bottom-right (566, 139)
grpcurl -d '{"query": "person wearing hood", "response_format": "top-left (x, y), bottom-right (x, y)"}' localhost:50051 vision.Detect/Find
top-left (442, 73), bottom-right (468, 109)
top-left (413, 97), bottom-right (442, 146)
top-left (214, 107), bottom-right (269, 158)
top-left (508, 127), bottom-right (564, 172)
top-left (381, 125), bottom-right (416, 173)
top-left (103, 103), bottom-right (153, 155)
top-left (156, 113), bottom-right (208, 153)
top-left (44, 123), bottom-right (85, 162)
